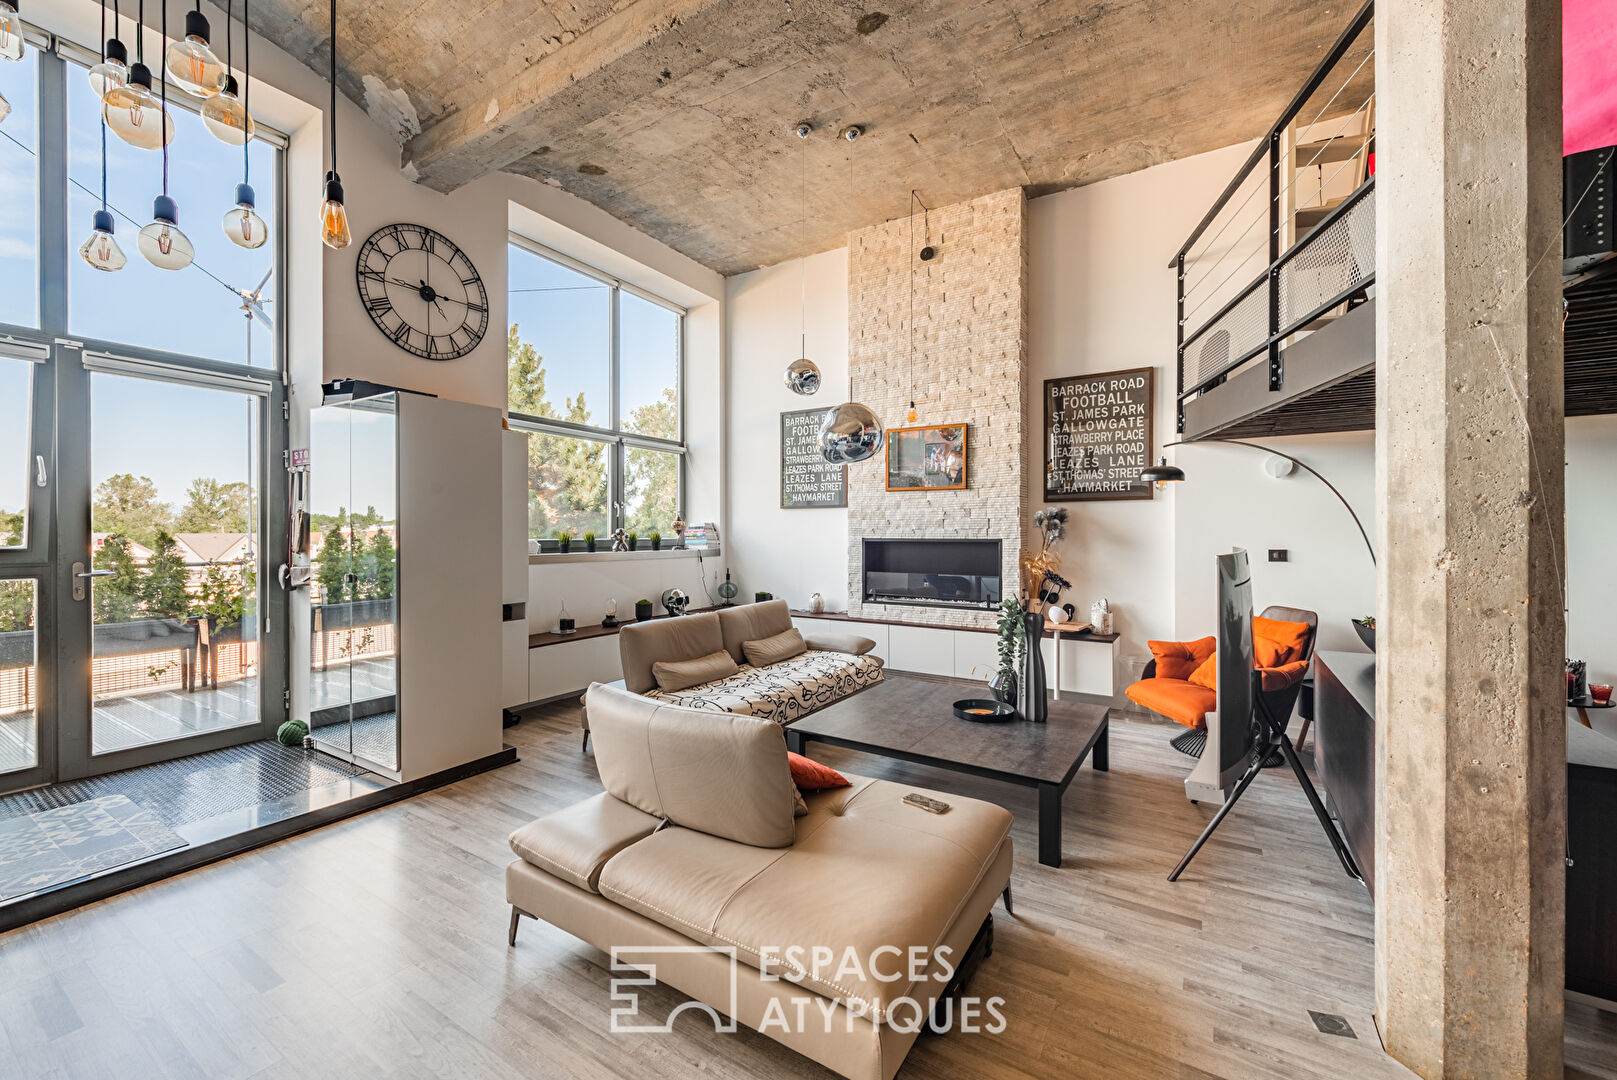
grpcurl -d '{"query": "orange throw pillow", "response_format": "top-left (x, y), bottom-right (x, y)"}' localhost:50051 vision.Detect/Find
top-left (1254, 616), bottom-right (1312, 667)
top-left (1188, 653), bottom-right (1218, 690)
top-left (787, 752), bottom-right (850, 791)
top-left (1146, 636), bottom-right (1216, 681)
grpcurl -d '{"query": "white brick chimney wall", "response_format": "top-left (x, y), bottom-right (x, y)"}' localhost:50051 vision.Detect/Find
top-left (845, 187), bottom-right (1029, 629)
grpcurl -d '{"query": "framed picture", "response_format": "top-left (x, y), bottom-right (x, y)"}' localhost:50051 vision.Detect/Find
top-left (885, 424), bottom-right (968, 491)
top-left (1044, 367), bottom-right (1154, 501)
top-left (780, 409), bottom-right (847, 508)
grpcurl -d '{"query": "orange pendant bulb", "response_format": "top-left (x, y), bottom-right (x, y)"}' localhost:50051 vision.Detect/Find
top-left (321, 171), bottom-right (351, 248)
top-left (906, 401), bottom-right (918, 424)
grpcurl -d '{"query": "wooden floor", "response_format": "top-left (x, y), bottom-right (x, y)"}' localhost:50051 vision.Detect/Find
top-left (1, 701), bottom-right (1613, 1079)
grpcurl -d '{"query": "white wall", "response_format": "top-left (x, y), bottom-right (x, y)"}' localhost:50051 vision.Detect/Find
top-left (724, 248), bottom-right (850, 609)
top-left (1567, 415), bottom-right (1617, 689)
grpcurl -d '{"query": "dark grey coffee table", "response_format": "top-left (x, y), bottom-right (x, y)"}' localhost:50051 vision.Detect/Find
top-left (785, 673), bottom-right (1109, 867)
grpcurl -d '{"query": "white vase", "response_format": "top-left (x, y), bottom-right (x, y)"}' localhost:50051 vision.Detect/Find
top-left (809, 592), bottom-right (824, 614)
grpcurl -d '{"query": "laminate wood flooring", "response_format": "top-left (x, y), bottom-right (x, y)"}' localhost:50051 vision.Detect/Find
top-left (1, 701), bottom-right (1612, 1079)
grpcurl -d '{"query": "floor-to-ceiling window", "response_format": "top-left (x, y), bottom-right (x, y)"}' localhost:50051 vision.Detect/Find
top-left (506, 237), bottom-right (685, 544)
top-left (0, 26), bottom-right (286, 792)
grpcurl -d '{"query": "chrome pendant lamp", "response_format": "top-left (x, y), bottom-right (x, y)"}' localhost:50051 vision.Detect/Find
top-left (819, 124), bottom-right (883, 464)
top-left (138, 1), bottom-right (193, 270)
top-left (221, 0), bottom-right (265, 247)
top-left (783, 122), bottom-right (821, 395)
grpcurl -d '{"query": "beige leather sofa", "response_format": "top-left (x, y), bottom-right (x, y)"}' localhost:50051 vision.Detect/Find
top-left (581, 599), bottom-right (884, 749)
top-left (508, 683), bottom-right (1014, 1080)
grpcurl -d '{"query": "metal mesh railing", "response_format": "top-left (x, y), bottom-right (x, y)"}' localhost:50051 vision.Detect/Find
top-left (1184, 284), bottom-right (1269, 390)
top-left (1281, 185), bottom-right (1375, 330)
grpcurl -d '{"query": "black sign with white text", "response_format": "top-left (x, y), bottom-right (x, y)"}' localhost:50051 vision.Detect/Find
top-left (1043, 367), bottom-right (1155, 501)
top-left (781, 408), bottom-right (848, 509)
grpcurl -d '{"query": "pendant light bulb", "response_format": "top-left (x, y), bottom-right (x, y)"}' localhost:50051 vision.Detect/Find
top-left (138, 194), bottom-right (194, 270)
top-left (0, 1), bottom-right (22, 63)
top-left (202, 75), bottom-right (255, 144)
top-left (89, 38), bottom-right (129, 99)
top-left (906, 402), bottom-right (918, 424)
top-left (223, 182), bottom-right (267, 249)
top-left (79, 209), bottom-right (127, 272)
top-left (320, 171), bottom-right (351, 249)
top-left (164, 8), bottom-right (226, 97)
top-left (103, 63), bottom-right (173, 149)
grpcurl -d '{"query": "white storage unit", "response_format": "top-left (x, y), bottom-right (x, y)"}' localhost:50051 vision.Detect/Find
top-left (528, 634), bottom-right (622, 704)
top-left (887, 625), bottom-right (955, 676)
top-left (500, 430), bottom-right (530, 712)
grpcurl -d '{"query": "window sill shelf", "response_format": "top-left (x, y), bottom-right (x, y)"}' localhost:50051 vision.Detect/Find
top-left (528, 547), bottom-right (719, 566)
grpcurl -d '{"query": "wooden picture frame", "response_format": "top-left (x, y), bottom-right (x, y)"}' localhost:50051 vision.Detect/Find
top-left (1044, 367), bottom-right (1155, 502)
top-left (885, 424), bottom-right (969, 492)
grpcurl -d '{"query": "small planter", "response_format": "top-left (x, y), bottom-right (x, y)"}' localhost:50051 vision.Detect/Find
top-left (585, 539), bottom-right (596, 553)
top-left (558, 538), bottom-right (572, 554)
top-left (627, 538), bottom-right (639, 551)
top-left (651, 538), bottom-right (662, 551)
top-left (634, 601), bottom-right (654, 622)
top-left (755, 591), bottom-right (773, 603)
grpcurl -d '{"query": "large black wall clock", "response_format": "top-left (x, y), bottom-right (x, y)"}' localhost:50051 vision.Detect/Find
top-left (355, 223), bottom-right (489, 361)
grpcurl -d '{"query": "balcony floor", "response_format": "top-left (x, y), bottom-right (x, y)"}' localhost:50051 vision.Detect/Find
top-left (0, 659), bottom-right (395, 778)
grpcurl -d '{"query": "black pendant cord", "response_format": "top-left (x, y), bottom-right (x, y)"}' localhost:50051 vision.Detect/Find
top-left (242, 0), bottom-right (250, 184)
top-left (798, 128), bottom-right (806, 358)
top-left (136, 0), bottom-right (143, 62)
top-left (100, 0), bottom-right (108, 212)
top-left (328, 0), bottom-right (337, 175)
top-left (160, 0), bottom-right (168, 197)
top-left (908, 189), bottom-right (915, 411)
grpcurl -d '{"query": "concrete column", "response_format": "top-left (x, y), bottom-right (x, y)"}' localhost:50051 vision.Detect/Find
top-left (1374, 0), bottom-right (1565, 1076)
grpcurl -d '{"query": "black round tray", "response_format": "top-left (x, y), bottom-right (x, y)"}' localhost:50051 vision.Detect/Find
top-left (953, 698), bottom-right (1017, 723)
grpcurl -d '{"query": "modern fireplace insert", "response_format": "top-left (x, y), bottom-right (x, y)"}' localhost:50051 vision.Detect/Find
top-left (861, 538), bottom-right (1003, 610)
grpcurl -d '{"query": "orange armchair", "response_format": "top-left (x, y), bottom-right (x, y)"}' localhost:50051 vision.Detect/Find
top-left (1126, 607), bottom-right (1318, 759)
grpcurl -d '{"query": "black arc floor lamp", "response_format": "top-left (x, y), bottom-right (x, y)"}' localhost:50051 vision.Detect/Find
top-left (1142, 437), bottom-right (1368, 885)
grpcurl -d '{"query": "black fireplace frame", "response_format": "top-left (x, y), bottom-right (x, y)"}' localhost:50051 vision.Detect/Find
top-left (860, 538), bottom-right (1004, 612)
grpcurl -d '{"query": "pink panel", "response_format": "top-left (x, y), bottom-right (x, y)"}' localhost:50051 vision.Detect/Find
top-left (1566, 0), bottom-right (1617, 155)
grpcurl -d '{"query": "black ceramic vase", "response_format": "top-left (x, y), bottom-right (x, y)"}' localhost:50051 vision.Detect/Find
top-left (1019, 610), bottom-right (1048, 722)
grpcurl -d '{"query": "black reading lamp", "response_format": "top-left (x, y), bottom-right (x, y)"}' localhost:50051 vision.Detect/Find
top-left (1141, 438), bottom-right (1376, 565)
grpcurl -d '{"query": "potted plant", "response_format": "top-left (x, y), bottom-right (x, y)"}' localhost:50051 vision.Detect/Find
top-left (583, 531), bottom-right (597, 553)
top-left (993, 596), bottom-right (1023, 706)
top-left (626, 531), bottom-right (639, 551)
top-left (557, 529), bottom-right (572, 554)
top-left (649, 530), bottom-right (662, 551)
top-left (634, 598), bottom-right (654, 622)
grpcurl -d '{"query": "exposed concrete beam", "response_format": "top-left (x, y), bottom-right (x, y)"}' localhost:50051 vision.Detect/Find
top-left (403, 0), bottom-right (733, 191)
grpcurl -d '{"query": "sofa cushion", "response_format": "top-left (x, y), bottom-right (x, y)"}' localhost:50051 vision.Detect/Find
top-left (596, 775), bottom-right (1014, 1024)
top-left (1254, 615), bottom-right (1312, 667)
top-left (717, 600), bottom-right (794, 665)
top-left (802, 633), bottom-right (877, 656)
top-left (508, 792), bottom-right (661, 893)
top-left (652, 649), bottom-right (739, 693)
top-left (1126, 677), bottom-right (1216, 730)
top-left (1188, 652), bottom-right (1217, 691)
top-left (584, 682), bottom-right (798, 848)
top-left (1146, 636), bottom-right (1216, 680)
top-left (618, 612), bottom-right (725, 694)
top-left (788, 751), bottom-right (850, 791)
top-left (742, 628), bottom-right (807, 668)
top-left (643, 650), bottom-right (886, 726)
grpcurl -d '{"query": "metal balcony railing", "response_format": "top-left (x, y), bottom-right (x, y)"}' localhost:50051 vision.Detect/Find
top-left (1172, 1), bottom-right (1376, 432)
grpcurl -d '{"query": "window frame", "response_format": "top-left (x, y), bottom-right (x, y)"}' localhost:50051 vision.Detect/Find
top-left (505, 233), bottom-right (686, 538)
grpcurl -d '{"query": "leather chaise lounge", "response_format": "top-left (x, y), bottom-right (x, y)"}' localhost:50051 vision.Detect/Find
top-left (509, 682), bottom-right (1014, 1080)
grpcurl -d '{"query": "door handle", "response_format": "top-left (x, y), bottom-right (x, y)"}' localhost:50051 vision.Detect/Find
top-left (34, 455), bottom-right (46, 487)
top-left (71, 562), bottom-right (112, 602)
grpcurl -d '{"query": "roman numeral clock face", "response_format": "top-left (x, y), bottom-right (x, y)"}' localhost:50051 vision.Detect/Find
top-left (355, 224), bottom-right (489, 361)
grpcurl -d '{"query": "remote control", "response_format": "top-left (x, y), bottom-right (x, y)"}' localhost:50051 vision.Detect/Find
top-left (902, 792), bottom-right (951, 814)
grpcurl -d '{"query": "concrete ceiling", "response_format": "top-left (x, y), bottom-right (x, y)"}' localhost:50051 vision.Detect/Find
top-left (251, 0), bottom-right (1359, 275)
